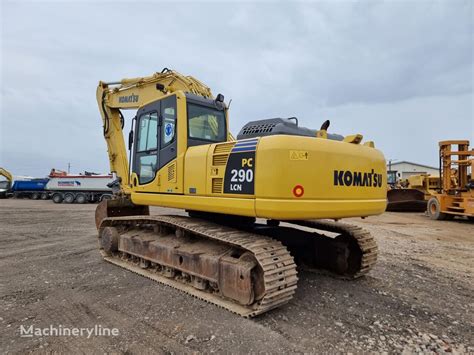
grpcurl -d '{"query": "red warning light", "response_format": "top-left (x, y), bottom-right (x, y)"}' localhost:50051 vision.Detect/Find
top-left (293, 185), bottom-right (304, 197)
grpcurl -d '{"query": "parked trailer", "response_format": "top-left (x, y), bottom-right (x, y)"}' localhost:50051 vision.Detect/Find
top-left (11, 179), bottom-right (50, 200)
top-left (46, 175), bottom-right (114, 204)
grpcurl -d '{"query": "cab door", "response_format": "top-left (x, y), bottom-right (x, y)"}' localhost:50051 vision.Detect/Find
top-left (132, 95), bottom-right (177, 189)
top-left (157, 95), bottom-right (177, 171)
top-left (133, 101), bottom-right (160, 186)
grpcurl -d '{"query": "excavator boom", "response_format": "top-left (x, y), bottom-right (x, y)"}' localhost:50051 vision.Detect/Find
top-left (0, 168), bottom-right (13, 183)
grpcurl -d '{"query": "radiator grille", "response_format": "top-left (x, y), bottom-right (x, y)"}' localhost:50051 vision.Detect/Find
top-left (213, 142), bottom-right (235, 166)
top-left (167, 163), bottom-right (176, 182)
top-left (214, 142), bottom-right (235, 154)
top-left (240, 123), bottom-right (276, 136)
top-left (212, 155), bottom-right (229, 166)
top-left (212, 178), bottom-right (223, 193)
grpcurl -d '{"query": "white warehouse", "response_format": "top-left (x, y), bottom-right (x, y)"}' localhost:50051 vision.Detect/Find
top-left (387, 161), bottom-right (439, 180)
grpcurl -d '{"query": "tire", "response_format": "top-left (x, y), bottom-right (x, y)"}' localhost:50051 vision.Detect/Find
top-left (75, 193), bottom-right (87, 204)
top-left (31, 192), bottom-right (40, 200)
top-left (100, 227), bottom-right (119, 255)
top-left (63, 193), bottom-right (75, 204)
top-left (40, 192), bottom-right (49, 200)
top-left (468, 216), bottom-right (474, 222)
top-left (52, 193), bottom-right (63, 204)
top-left (427, 197), bottom-right (447, 220)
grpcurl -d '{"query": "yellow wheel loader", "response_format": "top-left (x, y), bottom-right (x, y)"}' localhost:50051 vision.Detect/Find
top-left (386, 174), bottom-right (440, 212)
top-left (95, 68), bottom-right (387, 317)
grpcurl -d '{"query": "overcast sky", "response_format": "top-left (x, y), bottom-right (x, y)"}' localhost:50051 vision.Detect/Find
top-left (1, 0), bottom-right (473, 177)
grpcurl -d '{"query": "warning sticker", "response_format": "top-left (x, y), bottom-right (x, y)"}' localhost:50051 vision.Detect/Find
top-left (290, 150), bottom-right (309, 160)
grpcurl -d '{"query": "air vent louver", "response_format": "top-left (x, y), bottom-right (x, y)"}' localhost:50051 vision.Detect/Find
top-left (212, 178), bottom-right (223, 193)
top-left (167, 163), bottom-right (176, 182)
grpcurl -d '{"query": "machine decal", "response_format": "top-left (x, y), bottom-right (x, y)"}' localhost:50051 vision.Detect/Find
top-left (118, 93), bottom-right (139, 103)
top-left (290, 150), bottom-right (309, 160)
top-left (334, 169), bottom-right (383, 188)
top-left (58, 181), bottom-right (81, 187)
top-left (165, 123), bottom-right (174, 137)
top-left (293, 185), bottom-right (304, 197)
top-left (224, 139), bottom-right (258, 194)
top-left (231, 138), bottom-right (258, 153)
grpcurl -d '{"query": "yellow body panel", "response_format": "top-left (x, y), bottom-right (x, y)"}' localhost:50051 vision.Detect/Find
top-left (254, 135), bottom-right (386, 218)
top-left (255, 136), bottom-right (385, 200)
top-left (132, 193), bottom-right (256, 216)
top-left (184, 144), bottom-right (209, 194)
top-left (255, 198), bottom-right (385, 219)
top-left (131, 135), bottom-right (387, 220)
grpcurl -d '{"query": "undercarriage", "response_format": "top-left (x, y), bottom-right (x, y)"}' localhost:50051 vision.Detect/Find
top-left (97, 204), bottom-right (378, 317)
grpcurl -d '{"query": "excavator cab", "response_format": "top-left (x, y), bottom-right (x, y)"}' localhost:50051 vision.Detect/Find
top-left (128, 92), bottom-right (228, 191)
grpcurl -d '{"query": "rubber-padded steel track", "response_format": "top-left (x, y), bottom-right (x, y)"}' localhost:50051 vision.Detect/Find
top-left (99, 215), bottom-right (298, 317)
top-left (287, 219), bottom-right (378, 278)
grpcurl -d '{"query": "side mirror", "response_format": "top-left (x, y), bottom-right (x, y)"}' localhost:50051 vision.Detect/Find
top-left (128, 129), bottom-right (134, 151)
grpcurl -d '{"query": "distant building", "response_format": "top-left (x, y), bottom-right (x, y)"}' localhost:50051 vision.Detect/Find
top-left (387, 161), bottom-right (439, 181)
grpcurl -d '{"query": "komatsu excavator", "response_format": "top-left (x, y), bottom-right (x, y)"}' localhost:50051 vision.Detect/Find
top-left (0, 167), bottom-right (13, 198)
top-left (95, 68), bottom-right (387, 317)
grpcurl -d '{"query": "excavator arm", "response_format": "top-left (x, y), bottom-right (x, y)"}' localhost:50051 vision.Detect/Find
top-left (0, 168), bottom-right (13, 183)
top-left (96, 68), bottom-right (216, 193)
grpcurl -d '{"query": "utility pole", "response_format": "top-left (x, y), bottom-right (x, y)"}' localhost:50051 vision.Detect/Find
top-left (68, 163), bottom-right (71, 174)
top-left (388, 159), bottom-right (398, 172)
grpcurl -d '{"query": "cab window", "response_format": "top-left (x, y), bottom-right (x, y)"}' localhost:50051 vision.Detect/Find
top-left (161, 106), bottom-right (176, 147)
top-left (138, 155), bottom-right (157, 184)
top-left (137, 112), bottom-right (158, 152)
top-left (187, 104), bottom-right (226, 142)
top-left (136, 112), bottom-right (158, 184)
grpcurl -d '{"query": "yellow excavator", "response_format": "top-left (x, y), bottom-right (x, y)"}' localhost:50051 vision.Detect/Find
top-left (0, 167), bottom-right (13, 199)
top-left (95, 68), bottom-right (387, 317)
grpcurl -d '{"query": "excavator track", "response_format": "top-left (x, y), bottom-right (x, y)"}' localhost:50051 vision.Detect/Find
top-left (98, 215), bottom-right (298, 318)
top-left (182, 212), bottom-right (378, 279)
top-left (286, 220), bottom-right (378, 278)
top-left (231, 219), bottom-right (378, 279)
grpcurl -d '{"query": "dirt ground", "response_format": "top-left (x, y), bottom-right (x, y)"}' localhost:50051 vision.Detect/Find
top-left (0, 199), bottom-right (472, 354)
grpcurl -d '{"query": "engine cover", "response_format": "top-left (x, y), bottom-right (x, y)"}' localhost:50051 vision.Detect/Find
top-left (237, 118), bottom-right (343, 141)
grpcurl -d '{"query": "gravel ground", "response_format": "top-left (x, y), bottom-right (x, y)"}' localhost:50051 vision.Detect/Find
top-left (0, 199), bottom-right (472, 354)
